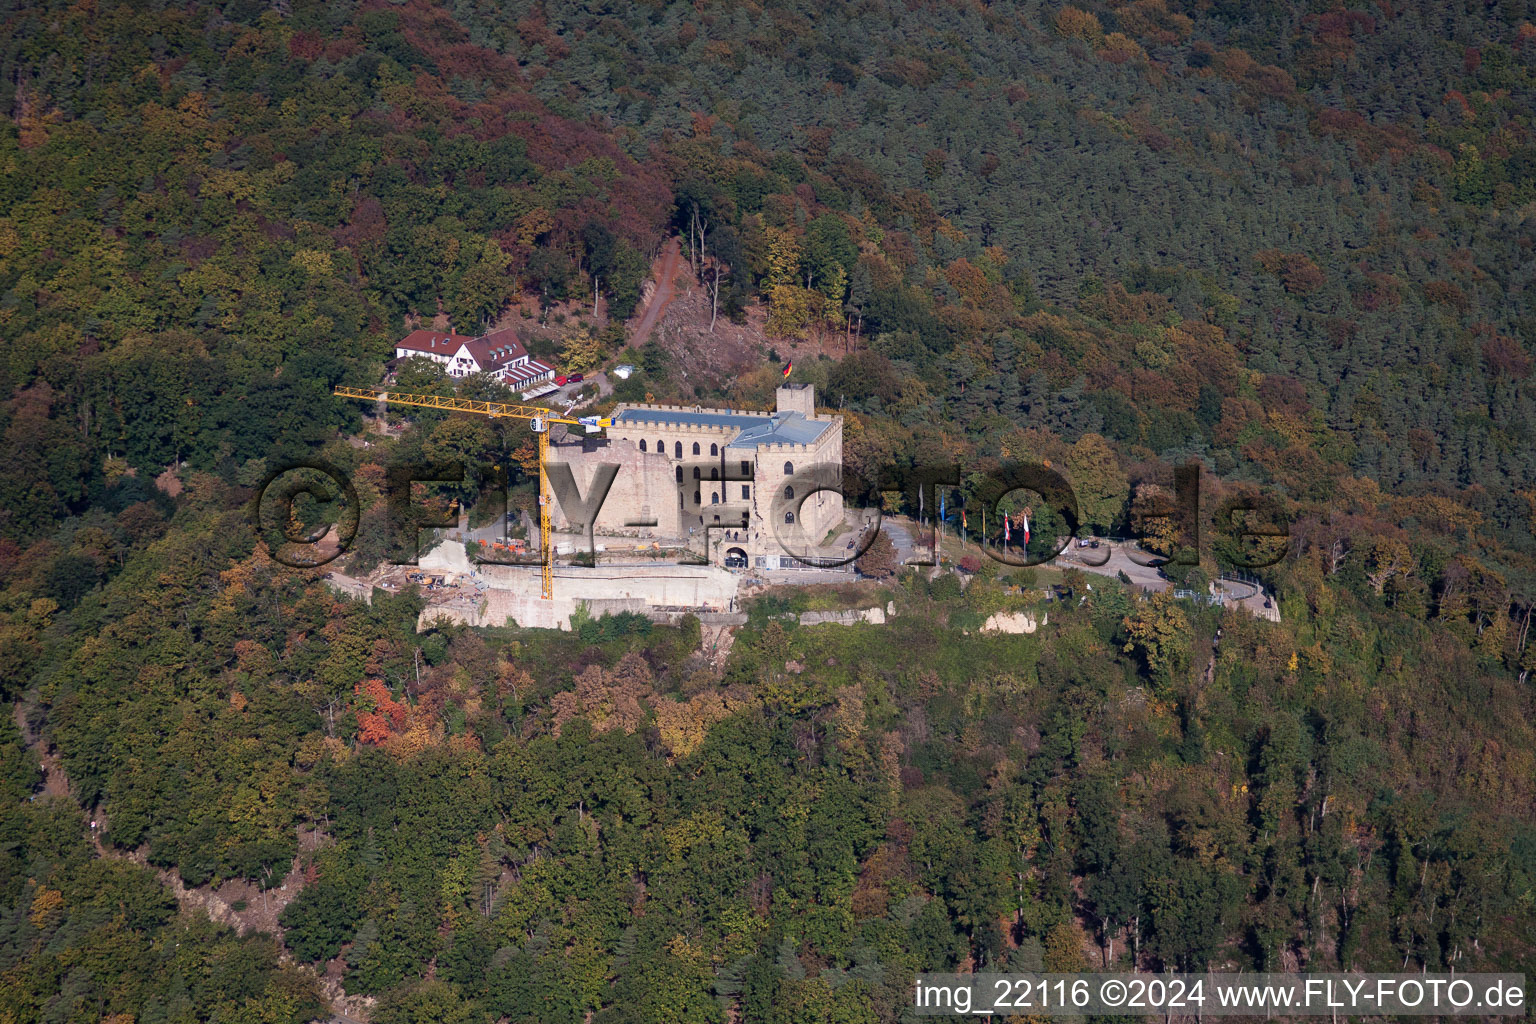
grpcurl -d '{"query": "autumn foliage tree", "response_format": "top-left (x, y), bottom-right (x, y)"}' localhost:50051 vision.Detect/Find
top-left (1122, 592), bottom-right (1191, 690)
top-left (355, 678), bottom-right (410, 745)
top-left (856, 530), bottom-right (899, 580)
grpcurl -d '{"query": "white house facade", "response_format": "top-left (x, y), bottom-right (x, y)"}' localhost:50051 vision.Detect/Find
top-left (393, 327), bottom-right (554, 390)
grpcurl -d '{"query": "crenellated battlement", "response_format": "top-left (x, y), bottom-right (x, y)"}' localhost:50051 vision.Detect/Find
top-left (610, 417), bottom-right (743, 435)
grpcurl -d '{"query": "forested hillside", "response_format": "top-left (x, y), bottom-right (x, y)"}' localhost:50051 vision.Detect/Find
top-left (2, 1), bottom-right (1535, 1022)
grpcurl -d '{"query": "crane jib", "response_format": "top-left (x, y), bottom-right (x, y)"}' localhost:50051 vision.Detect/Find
top-left (331, 385), bottom-right (606, 427)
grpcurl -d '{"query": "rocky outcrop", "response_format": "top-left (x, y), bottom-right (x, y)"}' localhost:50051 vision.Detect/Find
top-left (799, 607), bottom-right (886, 626)
top-left (980, 611), bottom-right (1043, 634)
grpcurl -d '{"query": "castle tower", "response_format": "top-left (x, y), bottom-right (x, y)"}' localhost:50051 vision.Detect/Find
top-left (776, 382), bottom-right (815, 417)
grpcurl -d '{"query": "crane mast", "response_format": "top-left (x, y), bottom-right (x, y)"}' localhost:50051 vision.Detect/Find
top-left (535, 419), bottom-right (552, 601)
top-left (334, 385), bottom-right (608, 600)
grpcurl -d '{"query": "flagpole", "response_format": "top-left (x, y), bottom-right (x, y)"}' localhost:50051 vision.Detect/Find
top-left (937, 492), bottom-right (944, 563)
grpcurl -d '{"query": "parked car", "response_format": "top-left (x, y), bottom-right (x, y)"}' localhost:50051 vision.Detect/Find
top-left (567, 373), bottom-right (584, 384)
top-left (554, 375), bottom-right (568, 386)
top-left (724, 553), bottom-right (747, 569)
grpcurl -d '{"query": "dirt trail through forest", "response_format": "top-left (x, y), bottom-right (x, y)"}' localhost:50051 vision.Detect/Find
top-left (15, 703), bottom-right (71, 799)
top-left (15, 702), bottom-right (311, 935)
top-left (627, 236), bottom-right (681, 348)
top-left (12, 701), bottom-right (370, 1017)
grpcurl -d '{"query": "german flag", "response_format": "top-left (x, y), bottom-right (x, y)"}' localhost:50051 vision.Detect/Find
top-left (782, 361), bottom-right (793, 378)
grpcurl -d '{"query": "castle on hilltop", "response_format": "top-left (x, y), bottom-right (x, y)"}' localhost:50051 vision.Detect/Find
top-left (549, 383), bottom-right (845, 568)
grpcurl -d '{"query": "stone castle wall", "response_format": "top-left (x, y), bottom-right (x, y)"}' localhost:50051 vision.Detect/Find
top-left (550, 388), bottom-right (844, 563)
top-left (548, 436), bottom-right (681, 537)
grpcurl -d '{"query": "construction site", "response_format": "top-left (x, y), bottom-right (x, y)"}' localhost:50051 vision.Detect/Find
top-left (324, 380), bottom-right (1278, 631)
top-left (327, 381), bottom-right (864, 630)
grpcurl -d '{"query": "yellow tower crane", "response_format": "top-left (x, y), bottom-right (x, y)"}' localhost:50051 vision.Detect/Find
top-left (334, 385), bottom-right (609, 600)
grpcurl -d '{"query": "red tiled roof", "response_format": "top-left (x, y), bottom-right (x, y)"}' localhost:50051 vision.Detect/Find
top-left (462, 331), bottom-right (530, 371)
top-left (395, 326), bottom-right (537, 374)
top-left (395, 329), bottom-right (476, 354)
top-left (477, 326), bottom-right (528, 351)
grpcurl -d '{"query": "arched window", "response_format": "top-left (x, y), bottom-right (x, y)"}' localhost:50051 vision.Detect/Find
top-left (674, 441), bottom-right (682, 458)
top-left (784, 485), bottom-right (794, 499)
top-left (710, 443), bottom-right (718, 456)
top-left (711, 492), bottom-right (719, 504)
top-left (710, 468), bottom-right (718, 480)
top-left (692, 442), bottom-right (700, 455)
top-left (657, 439), bottom-right (664, 454)
top-left (692, 467), bottom-right (700, 479)
top-left (784, 461), bottom-right (794, 475)
top-left (675, 466), bottom-right (683, 482)
top-left (639, 439), bottom-right (647, 452)
top-left (784, 511), bottom-right (795, 523)
top-left (693, 490), bottom-right (701, 505)
top-left (713, 514), bottom-right (720, 522)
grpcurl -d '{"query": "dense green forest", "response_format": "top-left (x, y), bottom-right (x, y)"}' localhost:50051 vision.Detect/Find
top-left (2, 0), bottom-right (1535, 1021)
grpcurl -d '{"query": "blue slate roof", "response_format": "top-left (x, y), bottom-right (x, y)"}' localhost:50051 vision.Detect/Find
top-left (612, 407), bottom-right (830, 448)
top-left (727, 413), bottom-right (829, 447)
top-left (613, 408), bottom-right (763, 430)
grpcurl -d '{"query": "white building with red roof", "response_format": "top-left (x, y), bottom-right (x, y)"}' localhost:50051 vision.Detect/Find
top-left (393, 329), bottom-right (476, 369)
top-left (393, 326), bottom-right (554, 391)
